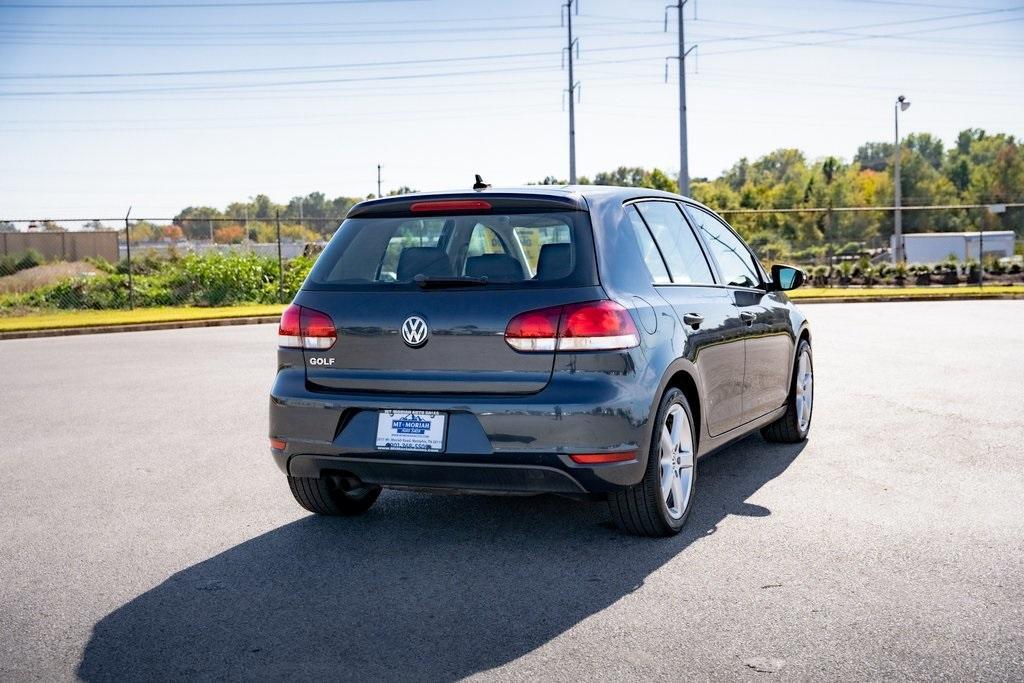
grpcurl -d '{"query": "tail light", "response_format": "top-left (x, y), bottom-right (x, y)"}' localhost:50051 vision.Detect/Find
top-left (279, 303), bottom-right (336, 350)
top-left (505, 300), bottom-right (639, 352)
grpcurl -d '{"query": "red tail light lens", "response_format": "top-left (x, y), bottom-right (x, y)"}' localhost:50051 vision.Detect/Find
top-left (278, 303), bottom-right (302, 347)
top-left (505, 300), bottom-right (639, 353)
top-left (300, 307), bottom-right (336, 349)
top-left (278, 303), bottom-right (336, 350)
top-left (504, 305), bottom-right (562, 351)
top-left (558, 300), bottom-right (640, 351)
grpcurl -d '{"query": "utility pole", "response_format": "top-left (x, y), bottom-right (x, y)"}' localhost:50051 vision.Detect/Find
top-left (893, 94), bottom-right (911, 263)
top-left (377, 164), bottom-right (382, 198)
top-left (666, 1), bottom-right (696, 196)
top-left (562, 0), bottom-right (580, 184)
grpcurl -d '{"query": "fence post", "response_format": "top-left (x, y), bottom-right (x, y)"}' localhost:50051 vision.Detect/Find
top-left (276, 210), bottom-right (284, 304)
top-left (978, 222), bottom-right (984, 289)
top-left (124, 206), bottom-right (134, 310)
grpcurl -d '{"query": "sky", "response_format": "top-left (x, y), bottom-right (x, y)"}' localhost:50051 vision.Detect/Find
top-left (1, 0), bottom-right (1022, 220)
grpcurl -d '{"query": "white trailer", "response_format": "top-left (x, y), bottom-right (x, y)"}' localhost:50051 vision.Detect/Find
top-left (892, 231), bottom-right (1016, 264)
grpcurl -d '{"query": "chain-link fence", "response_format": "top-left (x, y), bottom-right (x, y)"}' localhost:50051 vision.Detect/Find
top-left (0, 214), bottom-right (339, 315)
top-left (1, 204), bottom-right (1022, 318)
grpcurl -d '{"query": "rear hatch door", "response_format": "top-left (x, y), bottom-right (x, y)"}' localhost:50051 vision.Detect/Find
top-left (295, 195), bottom-right (600, 395)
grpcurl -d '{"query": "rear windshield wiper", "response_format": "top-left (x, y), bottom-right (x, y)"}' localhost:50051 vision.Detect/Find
top-left (413, 274), bottom-right (490, 289)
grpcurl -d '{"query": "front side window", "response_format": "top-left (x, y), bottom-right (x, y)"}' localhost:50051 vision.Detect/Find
top-left (685, 205), bottom-right (762, 288)
top-left (634, 201), bottom-right (714, 285)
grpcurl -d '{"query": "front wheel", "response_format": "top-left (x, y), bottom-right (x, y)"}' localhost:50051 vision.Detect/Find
top-left (288, 475), bottom-right (381, 516)
top-left (761, 338), bottom-right (813, 443)
top-left (608, 388), bottom-right (697, 537)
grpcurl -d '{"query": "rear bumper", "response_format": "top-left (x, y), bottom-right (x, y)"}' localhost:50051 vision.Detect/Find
top-left (288, 454), bottom-right (592, 494)
top-left (269, 352), bottom-right (659, 494)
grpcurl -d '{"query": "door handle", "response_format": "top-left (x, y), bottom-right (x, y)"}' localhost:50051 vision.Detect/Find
top-left (739, 311), bottom-right (757, 325)
top-left (683, 313), bottom-right (704, 329)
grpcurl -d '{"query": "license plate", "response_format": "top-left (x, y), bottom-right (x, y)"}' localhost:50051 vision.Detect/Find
top-left (375, 410), bottom-right (446, 452)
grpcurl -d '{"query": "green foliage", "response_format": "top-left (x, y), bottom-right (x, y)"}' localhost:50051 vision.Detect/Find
top-left (0, 249), bottom-right (44, 276)
top-left (590, 166), bottom-right (679, 193)
top-left (2, 251), bottom-right (316, 311)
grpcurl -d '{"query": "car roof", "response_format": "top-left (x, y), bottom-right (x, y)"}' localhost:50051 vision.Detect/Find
top-left (347, 185), bottom-right (702, 218)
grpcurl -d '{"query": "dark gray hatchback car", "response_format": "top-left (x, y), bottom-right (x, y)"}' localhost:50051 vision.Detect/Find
top-left (269, 185), bottom-right (812, 536)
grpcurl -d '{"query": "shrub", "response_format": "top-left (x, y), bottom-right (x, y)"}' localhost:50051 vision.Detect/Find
top-left (16, 249), bottom-right (44, 271)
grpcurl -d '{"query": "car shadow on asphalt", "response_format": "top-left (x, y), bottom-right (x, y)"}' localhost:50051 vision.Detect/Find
top-left (77, 436), bottom-right (805, 682)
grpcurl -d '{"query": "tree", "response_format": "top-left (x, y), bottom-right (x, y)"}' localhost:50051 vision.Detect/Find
top-left (591, 166), bottom-right (677, 192)
top-left (854, 142), bottom-right (895, 172)
top-left (162, 225), bottom-right (185, 241)
top-left (906, 133), bottom-right (944, 170)
top-left (214, 224), bottom-right (245, 244)
top-left (173, 206), bottom-right (223, 241)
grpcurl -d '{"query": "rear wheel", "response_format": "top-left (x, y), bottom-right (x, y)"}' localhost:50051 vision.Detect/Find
top-left (761, 338), bottom-right (813, 443)
top-left (287, 475), bottom-right (381, 516)
top-left (608, 388), bottom-right (696, 537)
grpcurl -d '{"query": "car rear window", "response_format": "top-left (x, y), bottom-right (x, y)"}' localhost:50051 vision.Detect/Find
top-left (305, 211), bottom-right (596, 290)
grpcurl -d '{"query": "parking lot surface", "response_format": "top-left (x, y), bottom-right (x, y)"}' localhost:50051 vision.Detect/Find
top-left (1, 300), bottom-right (1022, 681)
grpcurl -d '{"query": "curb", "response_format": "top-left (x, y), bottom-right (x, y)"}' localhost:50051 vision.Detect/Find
top-left (0, 315), bottom-right (281, 340)
top-left (793, 293), bottom-right (1024, 304)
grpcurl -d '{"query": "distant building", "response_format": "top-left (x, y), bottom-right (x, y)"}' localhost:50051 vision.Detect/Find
top-left (893, 231), bottom-right (1016, 263)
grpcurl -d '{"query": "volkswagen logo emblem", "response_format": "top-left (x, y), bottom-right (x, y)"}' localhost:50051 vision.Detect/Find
top-left (401, 315), bottom-right (430, 347)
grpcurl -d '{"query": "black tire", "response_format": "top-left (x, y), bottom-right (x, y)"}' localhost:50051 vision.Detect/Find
top-left (608, 388), bottom-right (697, 537)
top-left (761, 338), bottom-right (813, 443)
top-left (287, 475), bottom-right (381, 516)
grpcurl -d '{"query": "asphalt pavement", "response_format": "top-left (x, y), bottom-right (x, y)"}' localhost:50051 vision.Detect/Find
top-left (1, 300), bottom-right (1022, 681)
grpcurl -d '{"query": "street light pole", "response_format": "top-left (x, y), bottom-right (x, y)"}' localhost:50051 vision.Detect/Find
top-left (893, 94), bottom-right (911, 263)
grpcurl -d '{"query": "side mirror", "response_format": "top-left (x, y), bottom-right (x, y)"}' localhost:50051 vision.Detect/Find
top-left (768, 264), bottom-right (804, 292)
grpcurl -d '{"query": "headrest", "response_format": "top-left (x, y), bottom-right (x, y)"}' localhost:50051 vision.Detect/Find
top-left (535, 243), bottom-right (572, 280)
top-left (397, 247), bottom-right (451, 280)
top-left (464, 254), bottom-right (525, 281)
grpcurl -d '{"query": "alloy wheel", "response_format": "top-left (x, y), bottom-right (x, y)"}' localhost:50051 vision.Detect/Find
top-left (659, 404), bottom-right (695, 520)
top-left (795, 348), bottom-right (814, 433)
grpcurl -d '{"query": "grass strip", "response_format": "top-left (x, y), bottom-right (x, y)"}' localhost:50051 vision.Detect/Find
top-left (0, 304), bottom-right (285, 332)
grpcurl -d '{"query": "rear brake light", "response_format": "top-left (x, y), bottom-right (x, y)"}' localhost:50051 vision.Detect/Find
top-left (270, 437), bottom-right (287, 451)
top-left (570, 451), bottom-right (637, 464)
top-left (559, 300), bottom-right (640, 351)
top-left (410, 199), bottom-right (492, 213)
top-left (278, 303), bottom-right (337, 350)
top-left (504, 305), bottom-right (561, 352)
top-left (504, 300), bottom-right (639, 353)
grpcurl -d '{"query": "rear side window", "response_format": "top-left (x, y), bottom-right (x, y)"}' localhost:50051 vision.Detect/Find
top-left (685, 205), bottom-right (762, 288)
top-left (634, 201), bottom-right (715, 285)
top-left (625, 206), bottom-right (671, 284)
top-left (305, 211), bottom-right (593, 290)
